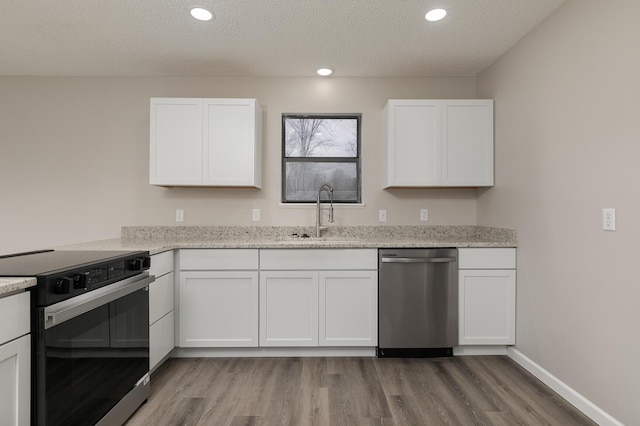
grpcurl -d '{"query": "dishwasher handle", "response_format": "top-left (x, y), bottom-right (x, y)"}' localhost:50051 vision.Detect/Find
top-left (381, 256), bottom-right (456, 264)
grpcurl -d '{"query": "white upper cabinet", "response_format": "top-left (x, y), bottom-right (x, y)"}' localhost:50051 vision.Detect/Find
top-left (384, 101), bottom-right (442, 186)
top-left (441, 101), bottom-right (494, 186)
top-left (150, 98), bottom-right (203, 186)
top-left (384, 99), bottom-right (494, 188)
top-left (150, 98), bottom-right (262, 188)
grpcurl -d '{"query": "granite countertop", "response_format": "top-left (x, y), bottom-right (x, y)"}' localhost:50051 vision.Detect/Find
top-left (1, 226), bottom-right (516, 295)
top-left (58, 225), bottom-right (517, 255)
top-left (0, 277), bottom-right (36, 297)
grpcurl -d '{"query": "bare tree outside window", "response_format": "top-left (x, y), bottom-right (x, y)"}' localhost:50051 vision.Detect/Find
top-left (282, 114), bottom-right (361, 203)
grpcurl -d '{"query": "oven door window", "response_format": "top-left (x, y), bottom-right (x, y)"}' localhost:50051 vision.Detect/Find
top-left (44, 287), bottom-right (149, 425)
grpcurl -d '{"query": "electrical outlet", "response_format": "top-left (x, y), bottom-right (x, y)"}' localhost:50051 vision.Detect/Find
top-left (379, 209), bottom-right (387, 222)
top-left (175, 209), bottom-right (184, 222)
top-left (420, 209), bottom-right (429, 222)
top-left (602, 208), bottom-right (615, 231)
top-left (252, 209), bottom-right (261, 222)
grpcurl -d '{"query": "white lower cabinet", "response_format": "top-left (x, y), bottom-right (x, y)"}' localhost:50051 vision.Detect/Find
top-left (319, 271), bottom-right (377, 346)
top-left (150, 311), bottom-right (174, 368)
top-left (458, 248), bottom-right (516, 345)
top-left (178, 249), bottom-right (377, 349)
top-left (0, 335), bottom-right (30, 426)
top-left (178, 249), bottom-right (259, 348)
top-left (180, 271), bottom-right (259, 347)
top-left (0, 291), bottom-right (30, 426)
top-left (149, 251), bottom-right (175, 370)
top-left (259, 271), bottom-right (318, 347)
top-left (259, 249), bottom-right (378, 348)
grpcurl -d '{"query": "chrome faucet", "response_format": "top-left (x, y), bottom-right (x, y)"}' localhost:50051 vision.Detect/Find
top-left (316, 183), bottom-right (334, 237)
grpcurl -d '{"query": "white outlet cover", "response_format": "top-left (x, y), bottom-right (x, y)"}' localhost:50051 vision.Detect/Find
top-left (176, 209), bottom-right (184, 222)
top-left (602, 208), bottom-right (615, 231)
top-left (252, 209), bottom-right (261, 221)
top-left (379, 209), bottom-right (387, 222)
top-left (420, 209), bottom-right (429, 221)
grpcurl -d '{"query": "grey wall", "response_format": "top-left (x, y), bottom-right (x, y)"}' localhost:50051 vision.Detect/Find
top-left (0, 76), bottom-right (478, 254)
top-left (477, 0), bottom-right (640, 423)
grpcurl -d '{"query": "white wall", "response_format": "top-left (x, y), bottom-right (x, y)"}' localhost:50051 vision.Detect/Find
top-left (0, 76), bottom-right (478, 254)
top-left (477, 0), bottom-right (640, 423)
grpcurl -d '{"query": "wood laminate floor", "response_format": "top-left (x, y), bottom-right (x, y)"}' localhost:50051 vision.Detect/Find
top-left (125, 356), bottom-right (596, 426)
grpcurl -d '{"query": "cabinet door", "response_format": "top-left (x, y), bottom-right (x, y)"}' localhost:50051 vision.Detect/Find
top-left (0, 335), bottom-right (30, 426)
top-left (459, 269), bottom-right (516, 345)
top-left (442, 100), bottom-right (494, 186)
top-left (203, 99), bottom-right (261, 188)
top-left (179, 271), bottom-right (259, 347)
top-left (259, 271), bottom-right (318, 347)
top-left (150, 98), bottom-right (203, 185)
top-left (384, 100), bottom-right (441, 187)
top-left (319, 271), bottom-right (377, 346)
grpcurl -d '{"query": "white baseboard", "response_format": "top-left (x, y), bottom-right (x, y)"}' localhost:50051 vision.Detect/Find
top-left (507, 347), bottom-right (623, 426)
top-left (172, 347), bottom-right (376, 358)
top-left (454, 345), bottom-right (508, 356)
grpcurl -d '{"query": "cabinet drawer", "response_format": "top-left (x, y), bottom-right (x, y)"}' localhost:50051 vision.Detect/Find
top-left (150, 311), bottom-right (175, 370)
top-left (458, 248), bottom-right (516, 269)
top-left (150, 251), bottom-right (174, 277)
top-left (0, 292), bottom-right (30, 344)
top-left (180, 249), bottom-right (259, 270)
top-left (150, 272), bottom-right (174, 325)
top-left (260, 249), bottom-right (378, 270)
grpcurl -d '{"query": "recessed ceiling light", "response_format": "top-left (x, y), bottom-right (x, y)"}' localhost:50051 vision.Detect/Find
top-left (190, 7), bottom-right (213, 21)
top-left (316, 67), bottom-right (334, 77)
top-left (425, 8), bottom-right (447, 22)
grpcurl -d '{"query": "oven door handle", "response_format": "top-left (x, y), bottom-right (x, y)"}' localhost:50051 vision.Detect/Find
top-left (44, 272), bottom-right (155, 329)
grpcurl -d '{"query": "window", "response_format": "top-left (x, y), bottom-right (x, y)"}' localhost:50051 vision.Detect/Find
top-left (282, 114), bottom-right (361, 203)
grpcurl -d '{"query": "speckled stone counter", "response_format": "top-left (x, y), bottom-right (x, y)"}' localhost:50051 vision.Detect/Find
top-left (0, 277), bottom-right (36, 297)
top-left (58, 225), bottom-right (517, 255)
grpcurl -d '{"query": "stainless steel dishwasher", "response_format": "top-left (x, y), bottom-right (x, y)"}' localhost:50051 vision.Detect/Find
top-left (378, 248), bottom-right (458, 357)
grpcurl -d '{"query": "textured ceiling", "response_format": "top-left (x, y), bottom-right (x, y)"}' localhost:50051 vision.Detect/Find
top-left (0, 0), bottom-right (566, 77)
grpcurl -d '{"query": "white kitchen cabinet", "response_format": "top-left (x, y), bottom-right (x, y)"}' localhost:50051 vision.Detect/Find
top-left (0, 291), bottom-right (30, 426)
top-left (149, 250), bottom-right (175, 370)
top-left (149, 98), bottom-right (203, 186)
top-left (150, 311), bottom-right (174, 370)
top-left (458, 248), bottom-right (516, 345)
top-left (150, 98), bottom-right (262, 188)
top-left (319, 271), bottom-right (377, 346)
top-left (178, 249), bottom-right (259, 348)
top-left (259, 271), bottom-right (319, 347)
top-left (180, 271), bottom-right (259, 347)
top-left (259, 249), bottom-right (378, 348)
top-left (383, 99), bottom-right (493, 188)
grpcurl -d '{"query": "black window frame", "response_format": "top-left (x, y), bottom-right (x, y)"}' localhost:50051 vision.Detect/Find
top-left (281, 113), bottom-right (362, 204)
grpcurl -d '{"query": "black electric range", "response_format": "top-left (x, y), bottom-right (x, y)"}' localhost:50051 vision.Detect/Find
top-left (0, 249), bottom-right (153, 426)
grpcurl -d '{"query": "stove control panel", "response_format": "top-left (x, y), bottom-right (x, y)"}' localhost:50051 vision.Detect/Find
top-left (40, 253), bottom-right (150, 306)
